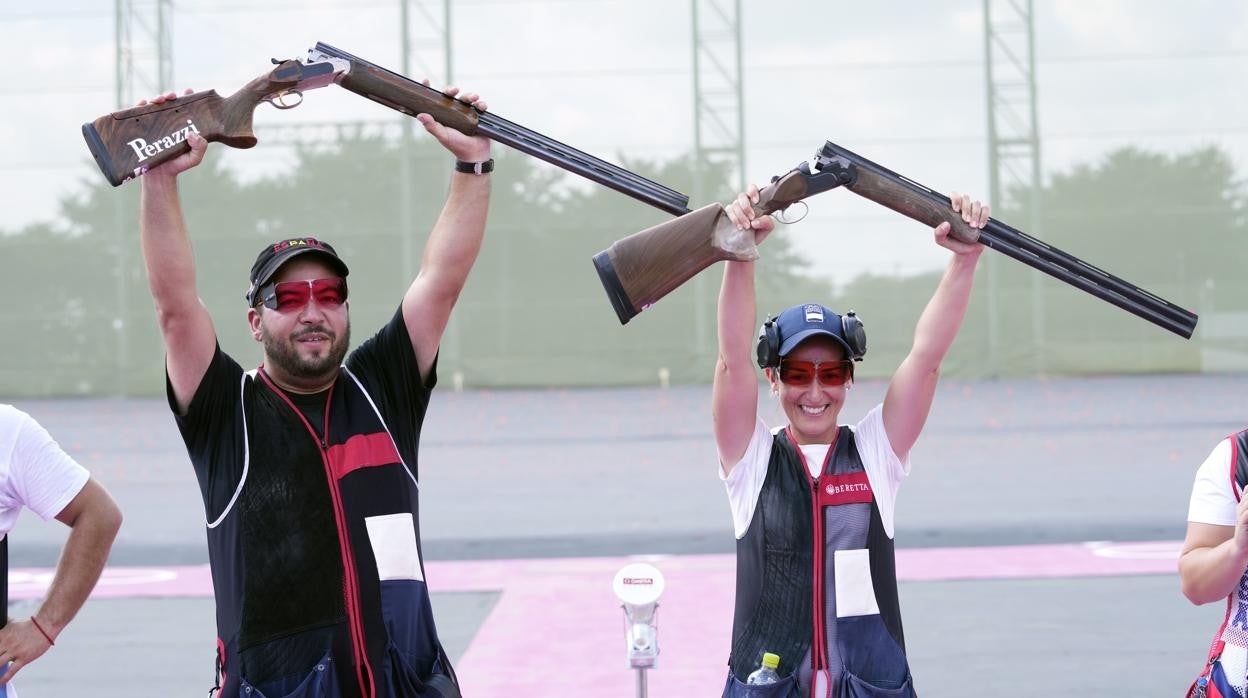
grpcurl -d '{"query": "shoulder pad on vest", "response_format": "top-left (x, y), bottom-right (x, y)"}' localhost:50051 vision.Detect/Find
top-left (1233, 429), bottom-right (1248, 499)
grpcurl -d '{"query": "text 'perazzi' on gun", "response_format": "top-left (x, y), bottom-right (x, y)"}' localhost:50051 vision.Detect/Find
top-left (592, 140), bottom-right (1199, 339)
top-left (81, 42), bottom-right (691, 216)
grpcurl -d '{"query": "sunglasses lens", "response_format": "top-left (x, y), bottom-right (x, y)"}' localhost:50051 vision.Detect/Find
top-left (272, 284), bottom-right (309, 311)
top-left (778, 363), bottom-right (814, 386)
top-left (311, 278), bottom-right (347, 307)
top-left (817, 364), bottom-right (850, 386)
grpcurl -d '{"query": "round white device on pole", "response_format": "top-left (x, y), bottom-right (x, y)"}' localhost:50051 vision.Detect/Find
top-left (613, 562), bottom-right (665, 698)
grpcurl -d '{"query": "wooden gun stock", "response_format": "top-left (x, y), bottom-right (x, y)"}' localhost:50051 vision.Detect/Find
top-left (593, 203), bottom-right (758, 324)
top-left (81, 59), bottom-right (324, 186)
top-left (593, 173), bottom-right (833, 324)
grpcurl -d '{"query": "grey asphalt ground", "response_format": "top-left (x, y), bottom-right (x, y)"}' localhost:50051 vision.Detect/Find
top-left (5, 373), bottom-right (1244, 696)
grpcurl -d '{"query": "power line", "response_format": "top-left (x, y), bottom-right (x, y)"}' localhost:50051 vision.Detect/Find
top-left (0, 87), bottom-right (114, 96)
top-left (13, 50), bottom-right (1242, 96)
top-left (0, 12), bottom-right (113, 21)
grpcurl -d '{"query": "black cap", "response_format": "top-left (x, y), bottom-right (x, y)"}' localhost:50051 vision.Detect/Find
top-left (245, 237), bottom-right (350, 306)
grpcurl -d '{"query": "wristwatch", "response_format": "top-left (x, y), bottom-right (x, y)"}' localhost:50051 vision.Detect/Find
top-left (455, 158), bottom-right (494, 175)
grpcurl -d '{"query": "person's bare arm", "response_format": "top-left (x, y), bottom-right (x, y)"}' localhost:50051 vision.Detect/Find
top-left (0, 479), bottom-right (121, 683)
top-left (1180, 491), bottom-right (1248, 605)
top-left (713, 186), bottom-right (775, 475)
top-left (137, 91), bottom-right (218, 413)
top-left (402, 86), bottom-right (493, 381)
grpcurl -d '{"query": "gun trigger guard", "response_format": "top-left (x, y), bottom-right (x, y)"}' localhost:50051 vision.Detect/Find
top-left (773, 201), bottom-right (808, 225)
top-left (267, 90), bottom-right (304, 110)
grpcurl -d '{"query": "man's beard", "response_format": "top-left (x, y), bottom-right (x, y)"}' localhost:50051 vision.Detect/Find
top-left (262, 321), bottom-right (351, 381)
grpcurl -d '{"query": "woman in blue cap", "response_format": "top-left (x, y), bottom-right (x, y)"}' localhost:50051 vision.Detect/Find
top-left (714, 184), bottom-right (988, 698)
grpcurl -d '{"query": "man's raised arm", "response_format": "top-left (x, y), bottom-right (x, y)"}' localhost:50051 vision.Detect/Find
top-left (137, 91), bottom-right (218, 413)
top-left (401, 86), bottom-right (493, 381)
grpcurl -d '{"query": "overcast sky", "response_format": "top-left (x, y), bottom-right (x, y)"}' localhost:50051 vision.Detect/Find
top-left (3, 0), bottom-right (1245, 283)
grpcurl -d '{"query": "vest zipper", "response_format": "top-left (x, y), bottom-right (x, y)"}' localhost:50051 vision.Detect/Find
top-left (787, 427), bottom-right (839, 698)
top-left (810, 474), bottom-right (826, 698)
top-left (259, 370), bottom-right (377, 697)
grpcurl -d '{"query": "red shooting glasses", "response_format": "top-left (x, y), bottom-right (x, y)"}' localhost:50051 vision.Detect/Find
top-left (255, 277), bottom-right (348, 312)
top-left (777, 359), bottom-right (854, 387)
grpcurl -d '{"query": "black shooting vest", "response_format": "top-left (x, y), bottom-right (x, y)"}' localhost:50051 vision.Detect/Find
top-left (726, 426), bottom-right (914, 698)
top-left (208, 366), bottom-right (453, 698)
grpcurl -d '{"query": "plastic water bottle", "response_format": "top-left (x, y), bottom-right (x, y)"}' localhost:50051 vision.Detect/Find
top-left (746, 652), bottom-right (781, 685)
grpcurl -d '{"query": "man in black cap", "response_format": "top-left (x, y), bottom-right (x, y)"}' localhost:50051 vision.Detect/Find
top-left (136, 86), bottom-right (491, 698)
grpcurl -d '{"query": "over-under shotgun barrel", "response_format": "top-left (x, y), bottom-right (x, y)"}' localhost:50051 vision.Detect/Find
top-left (313, 42), bottom-right (691, 216)
top-left (820, 141), bottom-right (1198, 339)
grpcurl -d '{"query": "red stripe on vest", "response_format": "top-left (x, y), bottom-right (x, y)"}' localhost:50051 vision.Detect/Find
top-left (815, 470), bottom-right (873, 507)
top-left (325, 433), bottom-right (401, 481)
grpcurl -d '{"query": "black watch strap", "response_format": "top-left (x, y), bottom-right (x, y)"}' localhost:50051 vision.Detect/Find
top-left (454, 158), bottom-right (494, 175)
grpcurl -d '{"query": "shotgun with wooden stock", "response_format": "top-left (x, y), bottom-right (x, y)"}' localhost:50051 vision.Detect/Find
top-left (81, 42), bottom-right (690, 216)
top-left (592, 140), bottom-right (1199, 339)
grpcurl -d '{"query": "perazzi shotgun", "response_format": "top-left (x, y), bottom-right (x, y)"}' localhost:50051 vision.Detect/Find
top-left (592, 140), bottom-right (1199, 339)
top-left (81, 42), bottom-right (690, 216)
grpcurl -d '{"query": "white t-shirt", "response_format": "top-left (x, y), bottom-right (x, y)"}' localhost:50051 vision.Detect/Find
top-left (1188, 437), bottom-right (1237, 526)
top-left (1186, 436), bottom-right (1248, 695)
top-left (0, 405), bottom-right (90, 698)
top-left (0, 405), bottom-right (91, 536)
top-left (719, 404), bottom-right (910, 539)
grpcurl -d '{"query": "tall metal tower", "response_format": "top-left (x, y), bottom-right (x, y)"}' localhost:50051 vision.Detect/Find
top-left (114, 0), bottom-right (173, 109)
top-left (691, 0), bottom-right (745, 363)
top-left (691, 0), bottom-right (746, 204)
top-left (398, 0), bottom-right (461, 376)
top-left (983, 0), bottom-right (1043, 373)
top-left (401, 0), bottom-right (454, 88)
top-left (112, 0), bottom-right (173, 394)
top-left (398, 0), bottom-right (455, 274)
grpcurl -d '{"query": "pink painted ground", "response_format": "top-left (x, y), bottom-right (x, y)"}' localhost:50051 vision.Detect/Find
top-left (11, 540), bottom-right (1182, 696)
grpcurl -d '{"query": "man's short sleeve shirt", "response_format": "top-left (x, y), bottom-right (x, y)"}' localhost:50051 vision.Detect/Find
top-left (0, 405), bottom-right (90, 536)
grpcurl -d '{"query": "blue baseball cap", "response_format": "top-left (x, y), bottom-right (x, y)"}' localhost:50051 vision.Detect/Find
top-left (775, 303), bottom-right (855, 359)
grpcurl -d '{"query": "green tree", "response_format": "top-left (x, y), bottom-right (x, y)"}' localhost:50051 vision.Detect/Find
top-left (992, 145), bottom-right (1246, 374)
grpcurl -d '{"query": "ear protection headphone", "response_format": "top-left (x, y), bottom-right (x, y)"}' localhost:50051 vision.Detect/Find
top-left (755, 309), bottom-right (867, 369)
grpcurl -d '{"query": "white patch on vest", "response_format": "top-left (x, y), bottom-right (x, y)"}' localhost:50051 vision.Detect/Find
top-left (833, 548), bottom-right (879, 618)
top-left (804, 304), bottom-right (824, 324)
top-left (365, 513), bottom-right (424, 582)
